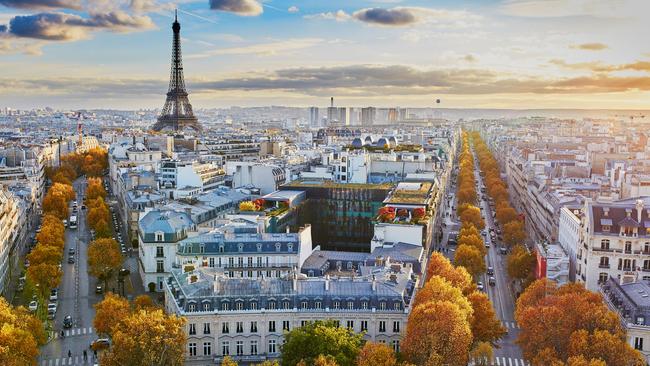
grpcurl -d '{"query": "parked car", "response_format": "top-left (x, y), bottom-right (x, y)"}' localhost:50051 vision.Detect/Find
top-left (63, 315), bottom-right (73, 329)
top-left (481, 230), bottom-right (487, 237)
top-left (91, 338), bottom-right (110, 351)
top-left (477, 282), bottom-right (484, 291)
top-left (489, 276), bottom-right (496, 286)
top-left (49, 289), bottom-right (58, 301)
top-left (81, 205), bottom-right (86, 210)
top-left (68, 255), bottom-right (75, 264)
top-left (68, 248), bottom-right (75, 255)
top-left (487, 266), bottom-right (494, 275)
top-left (47, 303), bottom-right (57, 314)
top-left (95, 285), bottom-right (103, 294)
top-left (28, 301), bottom-right (38, 312)
top-left (499, 246), bottom-right (507, 255)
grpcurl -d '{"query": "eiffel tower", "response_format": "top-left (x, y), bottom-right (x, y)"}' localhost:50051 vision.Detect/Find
top-left (152, 10), bottom-right (201, 132)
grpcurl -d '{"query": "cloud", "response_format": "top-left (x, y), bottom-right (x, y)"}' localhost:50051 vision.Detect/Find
top-left (304, 10), bottom-right (350, 22)
top-left (186, 38), bottom-right (323, 59)
top-left (464, 54), bottom-right (477, 62)
top-left (352, 7), bottom-right (418, 26)
top-left (550, 59), bottom-right (650, 73)
top-left (209, 0), bottom-right (263, 16)
top-left (287, 6), bottom-right (299, 13)
top-left (570, 42), bottom-right (608, 51)
top-left (499, 0), bottom-right (650, 19)
top-left (0, 0), bottom-right (82, 10)
top-left (6, 11), bottom-right (155, 41)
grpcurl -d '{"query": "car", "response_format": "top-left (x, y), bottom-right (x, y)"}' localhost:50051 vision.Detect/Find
top-left (63, 219), bottom-right (68, 227)
top-left (81, 205), bottom-right (86, 210)
top-left (68, 255), bottom-right (75, 264)
top-left (68, 248), bottom-right (75, 255)
top-left (487, 266), bottom-right (494, 275)
top-left (477, 282), bottom-right (484, 291)
top-left (91, 338), bottom-right (111, 351)
top-left (47, 303), bottom-right (57, 314)
top-left (49, 289), bottom-right (58, 301)
top-left (489, 276), bottom-right (496, 286)
top-left (484, 242), bottom-right (490, 248)
top-left (481, 230), bottom-right (487, 236)
top-left (63, 315), bottom-right (73, 329)
top-left (16, 283), bottom-right (24, 292)
top-left (95, 285), bottom-right (103, 294)
top-left (72, 208), bottom-right (78, 214)
top-left (28, 301), bottom-right (38, 312)
top-left (499, 246), bottom-right (507, 255)
top-left (24, 259), bottom-right (30, 268)
top-left (73, 200), bottom-right (78, 206)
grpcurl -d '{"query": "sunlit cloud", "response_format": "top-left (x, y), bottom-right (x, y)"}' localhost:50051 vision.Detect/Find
top-left (570, 42), bottom-right (608, 51)
top-left (209, 0), bottom-right (263, 16)
top-left (0, 0), bottom-right (82, 10)
top-left (186, 38), bottom-right (323, 59)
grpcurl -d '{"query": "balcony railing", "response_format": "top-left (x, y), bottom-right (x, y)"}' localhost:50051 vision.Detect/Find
top-left (599, 264), bottom-right (610, 269)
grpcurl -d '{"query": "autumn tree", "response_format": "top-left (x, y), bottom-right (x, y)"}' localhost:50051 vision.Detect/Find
top-left (35, 224), bottom-right (65, 249)
top-left (457, 232), bottom-right (486, 256)
top-left (503, 220), bottom-right (526, 247)
top-left (567, 329), bottom-right (644, 366)
top-left (27, 245), bottom-right (62, 266)
top-left (415, 276), bottom-right (473, 319)
top-left (94, 293), bottom-right (131, 337)
top-left (402, 300), bottom-right (472, 366)
top-left (133, 295), bottom-right (156, 311)
top-left (86, 178), bottom-right (106, 201)
top-left (100, 309), bottom-right (186, 366)
top-left (27, 263), bottom-right (62, 299)
top-left (425, 252), bottom-right (475, 295)
top-left (356, 342), bottom-right (397, 366)
top-left (280, 320), bottom-right (363, 366)
top-left (88, 238), bottom-right (123, 290)
top-left (221, 356), bottom-right (238, 366)
top-left (42, 191), bottom-right (68, 219)
top-left (459, 205), bottom-right (484, 230)
top-left (0, 297), bottom-right (46, 365)
top-left (454, 245), bottom-right (486, 279)
top-left (470, 342), bottom-right (493, 366)
top-left (496, 206), bottom-right (518, 226)
top-left (467, 291), bottom-right (506, 345)
top-left (507, 245), bottom-right (535, 280)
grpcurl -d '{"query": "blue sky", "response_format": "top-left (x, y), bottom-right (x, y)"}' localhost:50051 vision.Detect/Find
top-left (1, 0), bottom-right (649, 109)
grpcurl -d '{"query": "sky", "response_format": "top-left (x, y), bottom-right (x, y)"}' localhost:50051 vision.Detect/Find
top-left (0, 0), bottom-right (649, 110)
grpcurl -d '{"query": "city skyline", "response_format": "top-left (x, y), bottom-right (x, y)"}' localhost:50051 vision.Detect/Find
top-left (1, 0), bottom-right (649, 110)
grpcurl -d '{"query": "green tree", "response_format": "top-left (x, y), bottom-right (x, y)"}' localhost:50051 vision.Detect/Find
top-left (280, 320), bottom-right (363, 366)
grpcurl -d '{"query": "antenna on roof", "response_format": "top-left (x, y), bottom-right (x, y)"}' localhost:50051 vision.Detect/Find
top-left (175, 8), bottom-right (178, 22)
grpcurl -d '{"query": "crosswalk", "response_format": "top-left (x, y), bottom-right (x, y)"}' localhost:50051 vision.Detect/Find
top-left (40, 356), bottom-right (96, 366)
top-left (52, 327), bottom-right (94, 339)
top-left (493, 357), bottom-right (530, 366)
top-left (502, 321), bottom-right (520, 329)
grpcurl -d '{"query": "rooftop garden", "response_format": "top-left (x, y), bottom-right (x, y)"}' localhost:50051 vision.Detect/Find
top-left (384, 182), bottom-right (433, 205)
top-left (239, 198), bottom-right (289, 217)
top-left (375, 206), bottom-right (430, 225)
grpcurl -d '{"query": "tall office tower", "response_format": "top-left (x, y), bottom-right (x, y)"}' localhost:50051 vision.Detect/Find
top-left (361, 107), bottom-right (376, 127)
top-left (327, 97), bottom-right (338, 126)
top-left (399, 107), bottom-right (408, 121)
top-left (309, 107), bottom-right (319, 127)
top-left (388, 108), bottom-right (398, 123)
top-left (349, 107), bottom-right (359, 126)
top-left (337, 107), bottom-right (348, 126)
top-left (152, 11), bottom-right (201, 132)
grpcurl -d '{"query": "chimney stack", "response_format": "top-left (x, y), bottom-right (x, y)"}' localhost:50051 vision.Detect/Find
top-left (330, 97), bottom-right (334, 108)
top-left (371, 274), bottom-right (376, 292)
top-left (325, 274), bottom-right (330, 291)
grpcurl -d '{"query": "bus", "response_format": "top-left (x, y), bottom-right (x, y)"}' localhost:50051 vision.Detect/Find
top-left (69, 215), bottom-right (78, 229)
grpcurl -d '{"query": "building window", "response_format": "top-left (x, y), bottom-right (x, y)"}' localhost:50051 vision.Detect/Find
top-left (222, 302), bottom-right (229, 311)
top-left (347, 301), bottom-right (354, 310)
top-left (361, 321), bottom-right (368, 332)
top-left (301, 301), bottom-right (308, 309)
top-left (361, 301), bottom-right (368, 310)
top-left (333, 301), bottom-right (340, 310)
top-left (222, 322), bottom-right (229, 334)
top-left (235, 302), bottom-right (244, 311)
top-left (209, 258), bottom-right (215, 267)
top-left (238, 243), bottom-right (244, 252)
top-left (257, 257), bottom-right (263, 266)
top-left (625, 241), bottom-right (633, 253)
top-left (268, 340), bottom-right (277, 354)
top-left (601, 239), bottom-right (610, 250)
top-left (268, 301), bottom-right (276, 310)
top-left (251, 341), bottom-right (258, 355)
top-left (188, 304), bottom-right (196, 312)
top-left (599, 257), bottom-right (609, 268)
top-left (346, 320), bottom-right (354, 330)
top-left (379, 321), bottom-right (386, 332)
top-left (156, 260), bottom-right (164, 273)
top-left (333, 320), bottom-right (340, 328)
top-left (155, 233), bottom-right (164, 242)
top-left (203, 323), bottom-right (210, 335)
top-left (250, 321), bottom-right (258, 333)
top-left (222, 341), bottom-right (230, 356)
top-left (275, 243), bottom-right (281, 252)
top-left (393, 321), bottom-right (400, 333)
top-left (394, 302), bottom-right (400, 311)
top-left (238, 257), bottom-right (243, 267)
top-left (203, 342), bottom-right (211, 356)
top-left (257, 243), bottom-right (262, 252)
top-left (644, 260), bottom-right (650, 271)
top-left (598, 273), bottom-right (609, 284)
top-left (315, 301), bottom-right (322, 309)
top-left (156, 246), bottom-right (164, 257)
top-left (189, 323), bottom-right (196, 335)
top-left (635, 337), bottom-right (644, 351)
top-left (283, 301), bottom-right (290, 310)
top-left (188, 342), bottom-right (196, 357)
top-left (379, 302), bottom-right (386, 310)
top-left (391, 340), bottom-right (400, 353)
top-left (269, 321), bottom-right (276, 332)
top-left (283, 320), bottom-right (290, 331)
top-left (219, 245), bottom-right (224, 253)
top-left (203, 302), bottom-right (210, 311)
top-left (250, 301), bottom-right (258, 310)
top-left (236, 321), bottom-right (243, 333)
top-left (236, 341), bottom-right (244, 356)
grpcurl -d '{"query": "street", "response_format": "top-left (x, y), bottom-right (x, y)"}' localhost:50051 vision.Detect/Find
top-left (37, 176), bottom-right (144, 366)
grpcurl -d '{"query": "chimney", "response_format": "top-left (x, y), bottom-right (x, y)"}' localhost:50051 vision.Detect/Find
top-left (636, 199), bottom-right (644, 223)
top-left (292, 271), bottom-right (298, 291)
top-left (330, 97), bottom-right (334, 108)
top-left (371, 274), bottom-right (376, 292)
top-left (325, 274), bottom-right (330, 291)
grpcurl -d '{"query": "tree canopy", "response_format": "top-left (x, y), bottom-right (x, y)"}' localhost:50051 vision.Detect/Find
top-left (280, 320), bottom-right (364, 366)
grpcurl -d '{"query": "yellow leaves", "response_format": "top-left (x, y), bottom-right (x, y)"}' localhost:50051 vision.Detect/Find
top-left (356, 342), bottom-right (397, 366)
top-left (506, 245), bottom-right (535, 280)
top-left (100, 309), bottom-right (186, 366)
top-left (94, 293), bottom-right (131, 337)
top-left (0, 298), bottom-right (43, 366)
top-left (26, 263), bottom-right (62, 298)
top-left (87, 239), bottom-right (123, 287)
top-left (239, 201), bottom-right (257, 211)
top-left (86, 177), bottom-right (106, 201)
top-left (503, 220), bottom-right (526, 247)
top-left (454, 245), bottom-right (486, 279)
top-left (467, 291), bottom-right (506, 345)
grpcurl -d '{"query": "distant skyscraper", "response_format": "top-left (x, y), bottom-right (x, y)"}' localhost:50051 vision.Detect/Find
top-left (361, 107), bottom-right (376, 126)
top-left (327, 97), bottom-right (338, 126)
top-left (152, 11), bottom-right (201, 132)
top-left (309, 107), bottom-right (319, 127)
top-left (338, 107), bottom-right (348, 126)
top-left (388, 108), bottom-right (398, 123)
top-left (399, 107), bottom-right (408, 121)
top-left (349, 107), bottom-right (359, 126)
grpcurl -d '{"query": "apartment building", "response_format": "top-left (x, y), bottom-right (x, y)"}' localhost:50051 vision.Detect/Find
top-left (0, 186), bottom-right (21, 295)
top-left (165, 263), bottom-right (415, 365)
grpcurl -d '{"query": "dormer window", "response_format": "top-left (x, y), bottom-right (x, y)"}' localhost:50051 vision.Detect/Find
top-left (275, 243), bottom-right (281, 252)
top-left (238, 243), bottom-right (244, 252)
top-left (219, 245), bottom-right (224, 253)
top-left (257, 243), bottom-right (262, 252)
top-left (155, 232), bottom-right (164, 242)
top-left (200, 245), bottom-right (205, 254)
top-left (602, 225), bottom-right (611, 232)
top-left (287, 244), bottom-right (293, 252)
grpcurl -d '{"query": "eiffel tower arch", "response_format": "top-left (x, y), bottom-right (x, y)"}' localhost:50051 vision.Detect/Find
top-left (152, 11), bottom-right (202, 132)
